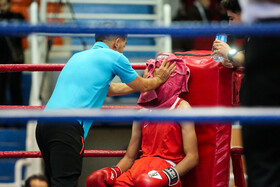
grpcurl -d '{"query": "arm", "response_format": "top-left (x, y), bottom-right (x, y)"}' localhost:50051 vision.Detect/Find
top-left (230, 51), bottom-right (245, 67)
top-left (126, 57), bottom-right (176, 92)
top-left (86, 118), bottom-right (142, 187)
top-left (107, 74), bottom-right (165, 96)
top-left (174, 101), bottom-right (199, 176)
top-left (107, 83), bottom-right (135, 97)
top-left (116, 120), bottom-right (142, 172)
top-left (107, 65), bottom-right (157, 96)
top-left (175, 122), bottom-right (198, 176)
top-left (109, 57), bottom-right (175, 95)
top-left (134, 101), bottom-right (198, 187)
top-left (212, 40), bottom-right (245, 68)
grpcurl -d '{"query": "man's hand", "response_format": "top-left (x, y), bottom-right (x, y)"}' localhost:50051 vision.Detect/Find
top-left (221, 59), bottom-right (234, 68)
top-left (212, 40), bottom-right (231, 59)
top-left (154, 57), bottom-right (176, 83)
top-left (134, 167), bottom-right (179, 187)
top-left (86, 167), bottom-right (122, 187)
top-left (143, 68), bottom-right (149, 78)
top-left (126, 57), bottom-right (176, 92)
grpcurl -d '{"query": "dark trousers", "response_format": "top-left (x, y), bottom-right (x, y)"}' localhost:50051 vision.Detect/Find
top-left (241, 20), bottom-right (280, 187)
top-left (242, 125), bottom-right (280, 187)
top-left (0, 72), bottom-right (23, 127)
top-left (0, 72), bottom-right (22, 105)
top-left (36, 120), bottom-right (85, 187)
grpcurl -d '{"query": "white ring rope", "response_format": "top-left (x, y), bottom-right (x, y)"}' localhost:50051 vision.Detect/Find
top-left (0, 107), bottom-right (280, 124)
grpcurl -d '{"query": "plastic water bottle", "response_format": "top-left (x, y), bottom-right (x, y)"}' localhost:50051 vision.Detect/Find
top-left (213, 34), bottom-right (227, 62)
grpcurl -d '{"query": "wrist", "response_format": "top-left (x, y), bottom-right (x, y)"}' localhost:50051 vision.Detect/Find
top-left (162, 167), bottom-right (179, 186)
top-left (153, 76), bottom-right (164, 84)
top-left (111, 166), bottom-right (122, 178)
top-left (227, 48), bottom-right (238, 62)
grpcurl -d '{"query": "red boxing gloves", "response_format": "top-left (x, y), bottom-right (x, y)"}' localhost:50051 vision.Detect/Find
top-left (86, 166), bottom-right (122, 187)
top-left (134, 167), bottom-right (179, 187)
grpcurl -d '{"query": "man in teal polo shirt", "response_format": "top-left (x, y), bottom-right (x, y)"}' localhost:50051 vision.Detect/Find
top-left (36, 33), bottom-right (175, 187)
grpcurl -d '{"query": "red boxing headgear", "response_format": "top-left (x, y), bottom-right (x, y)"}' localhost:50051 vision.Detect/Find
top-left (137, 53), bottom-right (190, 108)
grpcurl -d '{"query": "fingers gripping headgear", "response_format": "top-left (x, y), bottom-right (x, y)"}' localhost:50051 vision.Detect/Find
top-left (137, 53), bottom-right (190, 108)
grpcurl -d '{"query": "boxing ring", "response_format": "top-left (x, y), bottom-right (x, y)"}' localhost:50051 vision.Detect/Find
top-left (0, 60), bottom-right (250, 187)
top-left (1, 10), bottom-right (280, 187)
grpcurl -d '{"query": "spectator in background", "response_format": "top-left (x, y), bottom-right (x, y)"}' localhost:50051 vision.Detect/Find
top-left (25, 174), bottom-right (49, 187)
top-left (0, 0), bottom-right (25, 106)
top-left (238, 0), bottom-right (280, 186)
top-left (163, 0), bottom-right (182, 21)
top-left (172, 0), bottom-right (212, 52)
top-left (174, 0), bottom-right (211, 22)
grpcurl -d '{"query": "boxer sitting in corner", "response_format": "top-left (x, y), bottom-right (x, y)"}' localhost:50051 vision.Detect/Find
top-left (86, 53), bottom-right (198, 187)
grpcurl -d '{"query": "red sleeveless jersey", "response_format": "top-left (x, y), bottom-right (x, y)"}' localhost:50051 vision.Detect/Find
top-left (140, 98), bottom-right (185, 164)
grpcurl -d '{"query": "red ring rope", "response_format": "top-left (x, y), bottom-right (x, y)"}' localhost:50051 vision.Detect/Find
top-left (0, 105), bottom-right (44, 110)
top-left (0, 105), bottom-right (141, 110)
top-left (0, 64), bottom-right (244, 74)
top-left (0, 63), bottom-right (146, 72)
top-left (0, 148), bottom-right (244, 158)
top-left (0, 150), bottom-right (126, 158)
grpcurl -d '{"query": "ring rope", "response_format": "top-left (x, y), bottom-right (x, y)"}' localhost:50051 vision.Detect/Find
top-left (1, 22), bottom-right (280, 37)
top-left (0, 150), bottom-right (126, 158)
top-left (0, 105), bottom-right (140, 110)
top-left (0, 63), bottom-right (146, 72)
top-left (0, 105), bottom-right (44, 110)
top-left (0, 64), bottom-right (244, 73)
top-left (0, 108), bottom-right (280, 123)
top-left (0, 149), bottom-right (243, 159)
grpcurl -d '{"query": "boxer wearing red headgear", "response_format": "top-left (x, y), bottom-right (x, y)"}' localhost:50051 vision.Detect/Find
top-left (86, 54), bottom-right (198, 187)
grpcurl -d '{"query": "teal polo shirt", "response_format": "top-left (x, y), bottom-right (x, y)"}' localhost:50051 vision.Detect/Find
top-left (45, 42), bottom-right (138, 138)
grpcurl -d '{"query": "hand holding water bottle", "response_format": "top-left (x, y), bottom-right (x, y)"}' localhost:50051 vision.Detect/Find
top-left (212, 34), bottom-right (228, 62)
top-left (212, 40), bottom-right (231, 59)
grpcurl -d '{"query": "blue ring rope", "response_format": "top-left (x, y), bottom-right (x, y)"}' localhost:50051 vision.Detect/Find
top-left (0, 22), bottom-right (280, 125)
top-left (0, 108), bottom-right (280, 124)
top-left (0, 22), bottom-right (280, 37)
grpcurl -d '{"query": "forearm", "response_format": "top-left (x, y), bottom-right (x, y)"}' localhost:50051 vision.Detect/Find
top-left (117, 156), bottom-right (136, 173)
top-left (116, 122), bottom-right (142, 173)
top-left (126, 76), bottom-right (163, 93)
top-left (176, 115), bottom-right (199, 177)
top-left (231, 51), bottom-right (245, 67)
top-left (140, 77), bottom-right (163, 92)
top-left (107, 83), bottom-right (136, 97)
top-left (174, 153), bottom-right (199, 177)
